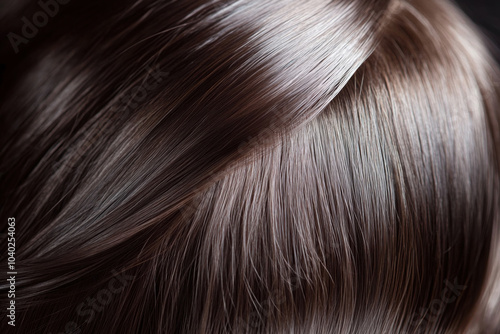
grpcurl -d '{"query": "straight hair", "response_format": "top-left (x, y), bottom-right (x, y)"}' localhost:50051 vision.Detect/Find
top-left (1, 0), bottom-right (499, 333)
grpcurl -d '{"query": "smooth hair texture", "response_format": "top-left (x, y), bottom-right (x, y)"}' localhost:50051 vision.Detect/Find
top-left (0, 0), bottom-right (499, 333)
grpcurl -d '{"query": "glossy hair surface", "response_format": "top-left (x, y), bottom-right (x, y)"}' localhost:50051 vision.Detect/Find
top-left (0, 0), bottom-right (499, 333)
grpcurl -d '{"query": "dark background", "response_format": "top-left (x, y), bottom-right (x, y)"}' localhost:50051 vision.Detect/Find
top-left (455, 0), bottom-right (500, 64)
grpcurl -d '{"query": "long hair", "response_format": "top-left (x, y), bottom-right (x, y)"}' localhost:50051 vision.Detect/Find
top-left (0, 0), bottom-right (499, 333)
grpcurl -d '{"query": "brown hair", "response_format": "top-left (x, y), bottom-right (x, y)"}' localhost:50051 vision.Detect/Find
top-left (0, 0), bottom-right (499, 333)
